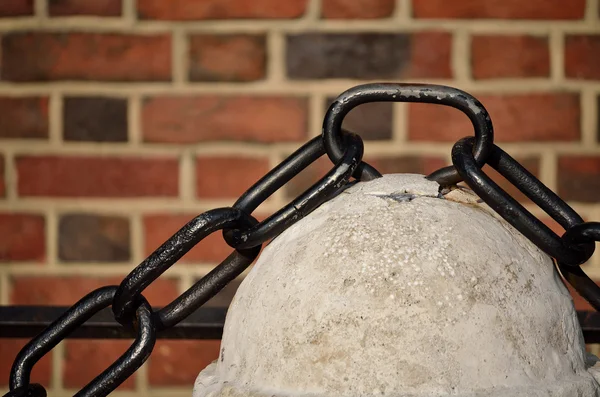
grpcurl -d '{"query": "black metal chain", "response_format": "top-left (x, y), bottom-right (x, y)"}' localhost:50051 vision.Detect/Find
top-left (111, 208), bottom-right (261, 329)
top-left (4, 83), bottom-right (599, 397)
top-left (9, 286), bottom-right (155, 397)
top-left (322, 83), bottom-right (495, 186)
top-left (223, 130), bottom-right (367, 249)
top-left (451, 137), bottom-right (595, 267)
top-left (3, 384), bottom-right (46, 397)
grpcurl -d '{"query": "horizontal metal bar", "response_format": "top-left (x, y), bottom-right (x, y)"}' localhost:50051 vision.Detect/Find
top-left (0, 306), bottom-right (226, 339)
top-left (2, 306), bottom-right (600, 343)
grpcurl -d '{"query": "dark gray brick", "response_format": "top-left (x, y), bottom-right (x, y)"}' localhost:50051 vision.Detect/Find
top-left (59, 213), bottom-right (130, 262)
top-left (0, 97), bottom-right (48, 139)
top-left (286, 33), bottom-right (410, 79)
top-left (63, 97), bottom-right (127, 142)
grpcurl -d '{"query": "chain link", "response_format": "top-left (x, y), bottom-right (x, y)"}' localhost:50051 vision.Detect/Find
top-left (223, 130), bottom-right (365, 250)
top-left (452, 136), bottom-right (595, 266)
top-left (9, 286), bottom-right (155, 397)
top-left (4, 82), bottom-right (600, 397)
top-left (3, 384), bottom-right (46, 397)
top-left (322, 83), bottom-right (495, 186)
top-left (112, 208), bottom-right (259, 328)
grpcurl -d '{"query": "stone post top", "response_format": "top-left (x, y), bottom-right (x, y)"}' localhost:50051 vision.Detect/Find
top-left (194, 174), bottom-right (600, 397)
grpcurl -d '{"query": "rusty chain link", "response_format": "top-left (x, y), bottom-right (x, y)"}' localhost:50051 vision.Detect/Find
top-left (3, 83), bottom-right (599, 397)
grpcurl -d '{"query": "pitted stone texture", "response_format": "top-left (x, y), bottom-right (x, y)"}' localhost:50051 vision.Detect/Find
top-left (194, 174), bottom-right (600, 397)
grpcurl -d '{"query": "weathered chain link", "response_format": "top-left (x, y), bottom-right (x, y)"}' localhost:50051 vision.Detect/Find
top-left (322, 83), bottom-right (495, 186)
top-left (452, 137), bottom-right (596, 267)
top-left (9, 286), bottom-right (155, 397)
top-left (112, 208), bottom-right (260, 328)
top-left (555, 223), bottom-right (600, 310)
top-left (3, 384), bottom-right (46, 397)
top-left (4, 82), bottom-right (600, 397)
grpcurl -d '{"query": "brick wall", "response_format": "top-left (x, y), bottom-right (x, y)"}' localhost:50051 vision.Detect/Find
top-left (0, 0), bottom-right (599, 395)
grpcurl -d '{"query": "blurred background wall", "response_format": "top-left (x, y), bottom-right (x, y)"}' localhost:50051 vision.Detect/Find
top-left (0, 0), bottom-right (599, 395)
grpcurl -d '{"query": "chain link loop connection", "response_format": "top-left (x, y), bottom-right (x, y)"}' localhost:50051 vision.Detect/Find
top-left (559, 222), bottom-right (600, 311)
top-left (322, 83), bottom-right (495, 186)
top-left (112, 208), bottom-right (260, 328)
top-left (3, 384), bottom-right (46, 397)
top-left (223, 130), bottom-right (364, 250)
top-left (10, 286), bottom-right (155, 397)
top-left (451, 137), bottom-right (595, 267)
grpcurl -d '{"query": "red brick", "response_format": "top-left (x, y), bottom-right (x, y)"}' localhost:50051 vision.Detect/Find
top-left (472, 35), bottom-right (550, 79)
top-left (11, 276), bottom-right (179, 306)
top-left (321, 0), bottom-right (395, 19)
top-left (144, 214), bottom-right (233, 263)
top-left (49, 0), bottom-right (121, 16)
top-left (557, 157), bottom-right (600, 203)
top-left (137, 0), bottom-right (307, 20)
top-left (142, 96), bottom-right (307, 144)
top-left (0, 339), bottom-right (51, 387)
top-left (0, 97), bottom-right (49, 139)
top-left (16, 156), bottom-right (179, 197)
top-left (412, 0), bottom-right (585, 19)
top-left (565, 35), bottom-right (600, 80)
top-left (405, 32), bottom-right (453, 79)
top-left (64, 340), bottom-right (134, 390)
top-left (196, 156), bottom-right (270, 199)
top-left (408, 93), bottom-right (580, 142)
top-left (189, 34), bottom-right (266, 82)
top-left (2, 32), bottom-right (171, 82)
top-left (0, 213), bottom-right (45, 262)
top-left (0, 1), bottom-right (33, 17)
top-left (149, 340), bottom-right (220, 386)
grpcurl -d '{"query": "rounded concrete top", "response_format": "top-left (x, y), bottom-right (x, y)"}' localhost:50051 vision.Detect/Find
top-left (194, 174), bottom-right (600, 397)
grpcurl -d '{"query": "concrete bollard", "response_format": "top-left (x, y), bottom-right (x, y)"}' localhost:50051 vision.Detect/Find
top-left (193, 174), bottom-right (600, 397)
